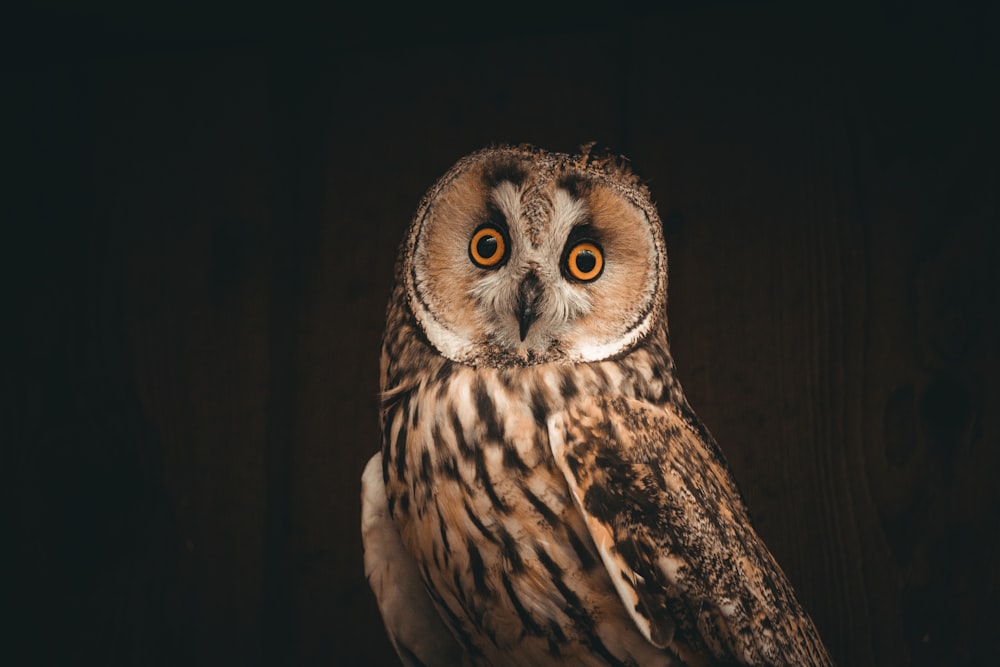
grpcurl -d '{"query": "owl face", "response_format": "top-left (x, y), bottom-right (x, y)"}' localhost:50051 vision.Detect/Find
top-left (403, 145), bottom-right (667, 367)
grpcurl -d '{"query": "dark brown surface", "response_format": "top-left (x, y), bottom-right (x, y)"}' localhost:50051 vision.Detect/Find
top-left (5, 2), bottom-right (998, 665)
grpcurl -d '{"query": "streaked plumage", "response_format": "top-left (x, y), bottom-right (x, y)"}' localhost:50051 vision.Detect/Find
top-left (362, 144), bottom-right (834, 666)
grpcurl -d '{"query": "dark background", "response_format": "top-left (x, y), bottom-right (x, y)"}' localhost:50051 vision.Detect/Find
top-left (4, 1), bottom-right (998, 665)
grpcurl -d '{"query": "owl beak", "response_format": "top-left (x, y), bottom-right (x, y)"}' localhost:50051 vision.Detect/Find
top-left (517, 272), bottom-right (542, 342)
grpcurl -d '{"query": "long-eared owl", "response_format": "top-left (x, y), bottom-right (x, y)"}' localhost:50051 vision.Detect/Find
top-left (361, 144), bottom-right (834, 666)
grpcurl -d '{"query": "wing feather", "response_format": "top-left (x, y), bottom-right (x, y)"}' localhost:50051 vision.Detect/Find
top-left (547, 396), bottom-right (834, 666)
top-left (361, 453), bottom-right (466, 667)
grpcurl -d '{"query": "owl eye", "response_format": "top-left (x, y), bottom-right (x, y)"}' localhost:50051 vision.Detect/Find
top-left (564, 241), bottom-right (604, 282)
top-left (469, 225), bottom-right (509, 268)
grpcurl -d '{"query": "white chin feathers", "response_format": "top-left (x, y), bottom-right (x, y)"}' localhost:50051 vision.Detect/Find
top-left (411, 291), bottom-right (656, 367)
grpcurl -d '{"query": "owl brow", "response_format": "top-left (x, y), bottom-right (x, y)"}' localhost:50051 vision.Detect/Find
top-left (557, 172), bottom-right (593, 198)
top-left (481, 160), bottom-right (527, 189)
top-left (483, 201), bottom-right (510, 231)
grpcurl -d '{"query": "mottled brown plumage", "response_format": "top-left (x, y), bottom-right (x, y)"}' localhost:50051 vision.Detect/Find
top-left (361, 144), bottom-right (834, 666)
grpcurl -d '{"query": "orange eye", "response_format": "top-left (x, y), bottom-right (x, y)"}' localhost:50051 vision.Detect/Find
top-left (469, 226), bottom-right (508, 268)
top-left (565, 241), bottom-right (604, 282)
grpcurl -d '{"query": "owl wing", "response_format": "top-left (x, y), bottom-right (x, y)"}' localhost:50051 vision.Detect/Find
top-left (546, 396), bottom-right (833, 666)
top-left (361, 453), bottom-right (466, 667)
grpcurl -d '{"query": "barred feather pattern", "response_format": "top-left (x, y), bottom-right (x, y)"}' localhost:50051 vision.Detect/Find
top-left (381, 284), bottom-right (682, 667)
top-left (378, 281), bottom-right (831, 666)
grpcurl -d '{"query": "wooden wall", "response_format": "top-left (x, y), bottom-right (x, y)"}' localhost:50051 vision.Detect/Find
top-left (5, 2), bottom-right (997, 665)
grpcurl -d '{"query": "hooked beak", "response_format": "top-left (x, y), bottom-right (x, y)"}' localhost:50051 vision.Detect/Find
top-left (516, 272), bottom-right (542, 342)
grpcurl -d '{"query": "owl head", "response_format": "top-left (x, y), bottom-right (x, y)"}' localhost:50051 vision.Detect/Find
top-left (401, 144), bottom-right (667, 368)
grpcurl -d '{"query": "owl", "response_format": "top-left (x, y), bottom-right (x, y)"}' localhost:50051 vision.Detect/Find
top-left (361, 144), bottom-right (834, 666)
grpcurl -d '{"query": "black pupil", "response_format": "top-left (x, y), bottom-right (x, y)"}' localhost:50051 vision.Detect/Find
top-left (575, 249), bottom-right (596, 273)
top-left (477, 234), bottom-right (498, 259)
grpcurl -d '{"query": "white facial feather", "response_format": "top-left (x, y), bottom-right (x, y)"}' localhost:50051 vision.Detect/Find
top-left (468, 181), bottom-right (598, 355)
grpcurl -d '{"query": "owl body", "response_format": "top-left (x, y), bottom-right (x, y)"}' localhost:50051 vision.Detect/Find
top-left (362, 145), bottom-right (834, 666)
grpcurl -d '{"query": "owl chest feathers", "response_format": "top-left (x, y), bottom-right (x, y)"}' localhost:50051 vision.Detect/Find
top-left (380, 337), bottom-right (682, 666)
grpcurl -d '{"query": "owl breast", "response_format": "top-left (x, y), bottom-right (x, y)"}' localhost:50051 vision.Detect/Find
top-left (380, 324), bottom-right (681, 667)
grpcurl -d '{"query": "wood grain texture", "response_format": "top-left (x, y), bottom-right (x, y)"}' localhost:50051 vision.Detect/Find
top-left (4, 2), bottom-right (997, 665)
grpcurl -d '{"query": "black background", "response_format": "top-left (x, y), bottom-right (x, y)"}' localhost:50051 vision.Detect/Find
top-left (4, 1), bottom-right (998, 665)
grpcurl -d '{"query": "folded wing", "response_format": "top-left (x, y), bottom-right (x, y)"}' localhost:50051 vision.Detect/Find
top-left (547, 396), bottom-right (833, 666)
